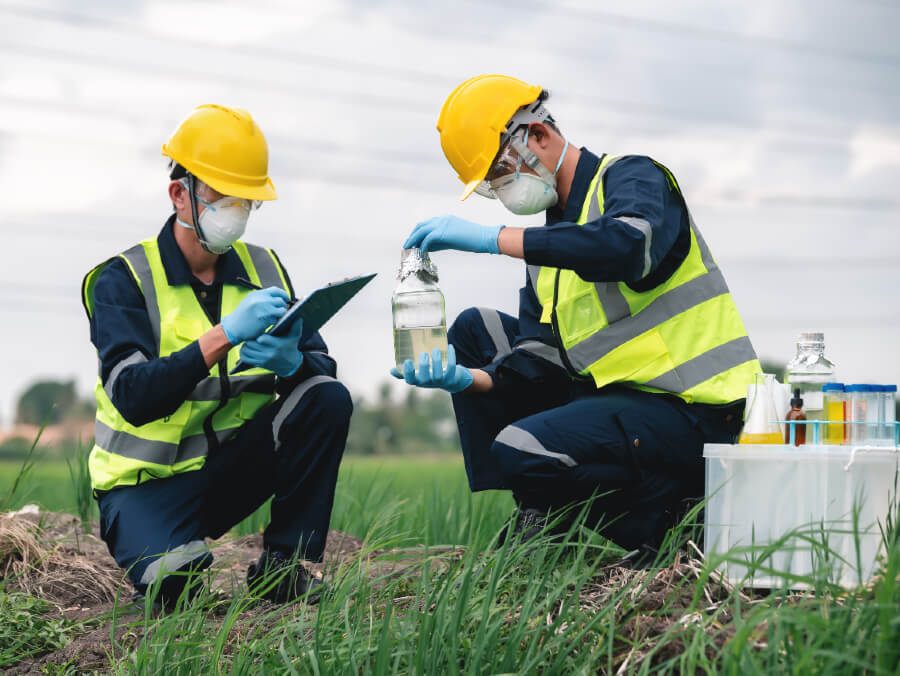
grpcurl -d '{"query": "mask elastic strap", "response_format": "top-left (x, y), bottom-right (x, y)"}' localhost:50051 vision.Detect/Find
top-left (507, 133), bottom-right (556, 186)
top-left (554, 140), bottom-right (569, 175)
top-left (184, 175), bottom-right (228, 255)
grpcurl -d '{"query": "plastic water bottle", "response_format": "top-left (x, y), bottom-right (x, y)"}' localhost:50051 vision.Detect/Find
top-left (784, 332), bottom-right (835, 422)
top-left (392, 248), bottom-right (448, 370)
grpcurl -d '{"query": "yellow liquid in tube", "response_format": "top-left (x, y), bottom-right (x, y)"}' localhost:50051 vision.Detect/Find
top-left (738, 431), bottom-right (785, 444)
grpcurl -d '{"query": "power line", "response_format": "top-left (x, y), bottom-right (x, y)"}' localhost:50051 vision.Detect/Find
top-left (0, 0), bottom-right (894, 137)
top-left (480, 0), bottom-right (900, 69)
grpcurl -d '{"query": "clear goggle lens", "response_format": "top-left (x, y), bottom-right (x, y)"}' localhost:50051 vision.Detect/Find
top-left (181, 178), bottom-right (262, 211)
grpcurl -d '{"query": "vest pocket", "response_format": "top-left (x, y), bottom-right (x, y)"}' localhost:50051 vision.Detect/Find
top-left (161, 400), bottom-right (191, 427)
top-left (173, 317), bottom-right (203, 341)
top-left (555, 285), bottom-right (608, 346)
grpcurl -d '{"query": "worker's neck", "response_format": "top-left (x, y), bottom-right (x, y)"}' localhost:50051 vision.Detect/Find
top-left (554, 144), bottom-right (581, 210)
top-left (174, 221), bottom-right (219, 284)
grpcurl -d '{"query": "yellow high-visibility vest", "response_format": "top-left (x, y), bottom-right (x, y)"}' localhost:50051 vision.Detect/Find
top-left (529, 155), bottom-right (760, 404)
top-left (81, 238), bottom-right (290, 491)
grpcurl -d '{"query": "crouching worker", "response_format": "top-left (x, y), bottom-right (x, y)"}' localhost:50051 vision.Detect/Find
top-left (393, 75), bottom-right (759, 563)
top-left (82, 105), bottom-right (352, 606)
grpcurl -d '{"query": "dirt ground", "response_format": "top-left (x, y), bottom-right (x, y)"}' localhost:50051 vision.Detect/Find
top-left (1, 508), bottom-right (740, 673)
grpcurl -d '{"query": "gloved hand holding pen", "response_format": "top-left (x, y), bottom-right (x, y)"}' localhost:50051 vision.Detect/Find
top-left (239, 317), bottom-right (304, 377)
top-left (221, 287), bottom-right (290, 345)
top-left (390, 345), bottom-right (474, 394)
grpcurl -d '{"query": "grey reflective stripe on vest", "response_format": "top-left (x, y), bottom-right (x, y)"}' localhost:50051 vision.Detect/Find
top-left (583, 156), bottom-right (633, 318)
top-left (642, 335), bottom-right (758, 394)
top-left (272, 375), bottom-right (335, 451)
top-left (120, 245), bottom-right (161, 351)
top-left (514, 340), bottom-right (565, 368)
top-left (244, 243), bottom-right (283, 289)
top-left (619, 216), bottom-right (653, 278)
top-left (477, 308), bottom-right (512, 358)
top-left (103, 351), bottom-right (147, 400)
top-left (565, 267), bottom-right (731, 372)
top-left (94, 420), bottom-right (235, 466)
top-left (495, 425), bottom-right (577, 467)
top-left (140, 540), bottom-right (209, 585)
top-left (187, 374), bottom-right (277, 402)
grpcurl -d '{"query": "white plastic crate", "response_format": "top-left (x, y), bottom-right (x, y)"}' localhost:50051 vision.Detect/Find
top-left (703, 443), bottom-right (899, 588)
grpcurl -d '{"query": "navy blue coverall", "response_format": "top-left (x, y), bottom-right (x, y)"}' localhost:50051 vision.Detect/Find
top-left (449, 150), bottom-right (743, 551)
top-left (89, 219), bottom-right (352, 596)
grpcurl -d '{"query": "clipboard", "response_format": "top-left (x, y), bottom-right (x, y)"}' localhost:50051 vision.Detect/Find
top-left (230, 272), bottom-right (376, 375)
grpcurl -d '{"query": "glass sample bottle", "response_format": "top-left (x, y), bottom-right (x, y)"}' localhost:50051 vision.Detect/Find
top-left (785, 331), bottom-right (835, 422)
top-left (885, 385), bottom-right (898, 446)
top-left (739, 373), bottom-right (784, 444)
top-left (392, 248), bottom-right (448, 371)
top-left (785, 388), bottom-right (806, 446)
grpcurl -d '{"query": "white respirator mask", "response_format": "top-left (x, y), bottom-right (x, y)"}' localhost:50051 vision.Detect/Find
top-left (479, 128), bottom-right (569, 216)
top-left (176, 176), bottom-right (259, 255)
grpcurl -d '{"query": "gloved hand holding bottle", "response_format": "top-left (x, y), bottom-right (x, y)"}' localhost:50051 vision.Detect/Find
top-left (238, 317), bottom-right (304, 377)
top-left (221, 287), bottom-right (289, 345)
top-left (390, 345), bottom-right (474, 394)
top-left (403, 215), bottom-right (504, 255)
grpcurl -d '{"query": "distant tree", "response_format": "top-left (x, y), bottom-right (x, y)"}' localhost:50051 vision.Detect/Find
top-left (15, 379), bottom-right (93, 425)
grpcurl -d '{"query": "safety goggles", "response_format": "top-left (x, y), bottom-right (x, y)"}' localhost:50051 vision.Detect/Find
top-left (473, 127), bottom-right (557, 199)
top-left (181, 177), bottom-right (263, 212)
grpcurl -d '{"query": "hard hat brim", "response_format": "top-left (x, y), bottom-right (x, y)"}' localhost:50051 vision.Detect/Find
top-left (459, 178), bottom-right (481, 201)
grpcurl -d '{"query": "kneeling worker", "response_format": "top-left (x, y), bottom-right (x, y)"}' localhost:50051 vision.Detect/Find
top-left (394, 75), bottom-right (760, 559)
top-left (82, 104), bottom-right (352, 604)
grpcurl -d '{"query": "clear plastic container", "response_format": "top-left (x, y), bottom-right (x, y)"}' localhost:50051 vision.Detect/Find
top-left (785, 332), bottom-right (835, 422)
top-left (822, 382), bottom-right (846, 445)
top-left (704, 443), bottom-right (899, 588)
top-left (392, 248), bottom-right (448, 370)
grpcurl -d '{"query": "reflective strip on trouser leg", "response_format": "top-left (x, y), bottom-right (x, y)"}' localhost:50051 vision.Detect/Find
top-left (514, 340), bottom-right (565, 368)
top-left (139, 539), bottom-right (209, 585)
top-left (272, 375), bottom-right (337, 451)
top-left (495, 425), bottom-right (578, 468)
top-left (477, 307), bottom-right (512, 358)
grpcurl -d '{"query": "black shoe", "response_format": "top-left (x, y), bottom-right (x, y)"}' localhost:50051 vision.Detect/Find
top-left (611, 544), bottom-right (661, 570)
top-left (247, 550), bottom-right (324, 604)
top-left (499, 506), bottom-right (577, 548)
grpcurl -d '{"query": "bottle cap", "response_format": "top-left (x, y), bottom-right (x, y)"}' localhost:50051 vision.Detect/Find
top-left (822, 383), bottom-right (845, 391)
top-left (791, 388), bottom-right (803, 407)
top-left (798, 331), bottom-right (824, 343)
top-left (886, 385), bottom-right (898, 393)
top-left (845, 384), bottom-right (866, 392)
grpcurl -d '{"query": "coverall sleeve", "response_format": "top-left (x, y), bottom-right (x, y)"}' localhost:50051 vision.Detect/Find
top-left (89, 260), bottom-right (210, 427)
top-left (521, 156), bottom-right (684, 283)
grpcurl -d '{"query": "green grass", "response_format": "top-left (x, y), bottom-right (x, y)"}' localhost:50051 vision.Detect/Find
top-left (3, 455), bottom-right (900, 673)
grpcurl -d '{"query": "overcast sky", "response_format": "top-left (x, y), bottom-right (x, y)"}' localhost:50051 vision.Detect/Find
top-left (1, 0), bottom-right (898, 424)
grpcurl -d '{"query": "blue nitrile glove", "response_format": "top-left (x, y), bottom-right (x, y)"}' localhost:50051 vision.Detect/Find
top-left (221, 287), bottom-right (290, 344)
top-left (403, 215), bottom-right (504, 255)
top-left (238, 317), bottom-right (304, 377)
top-left (390, 345), bottom-right (474, 394)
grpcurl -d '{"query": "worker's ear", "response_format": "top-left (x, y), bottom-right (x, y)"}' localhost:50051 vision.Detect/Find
top-left (168, 180), bottom-right (187, 211)
top-left (527, 122), bottom-right (554, 150)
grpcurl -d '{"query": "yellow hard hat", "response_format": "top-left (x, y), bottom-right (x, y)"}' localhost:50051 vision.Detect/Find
top-left (437, 74), bottom-right (542, 200)
top-left (161, 104), bottom-right (277, 201)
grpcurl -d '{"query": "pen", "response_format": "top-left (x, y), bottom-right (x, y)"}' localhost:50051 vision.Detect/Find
top-left (236, 276), bottom-right (297, 306)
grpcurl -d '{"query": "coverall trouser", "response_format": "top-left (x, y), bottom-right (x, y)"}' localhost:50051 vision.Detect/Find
top-left (448, 307), bottom-right (742, 551)
top-left (96, 375), bottom-right (352, 599)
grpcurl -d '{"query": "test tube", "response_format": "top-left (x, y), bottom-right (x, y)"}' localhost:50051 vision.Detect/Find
top-left (884, 385), bottom-right (897, 447)
top-left (846, 384), bottom-right (868, 444)
top-left (823, 382), bottom-right (846, 445)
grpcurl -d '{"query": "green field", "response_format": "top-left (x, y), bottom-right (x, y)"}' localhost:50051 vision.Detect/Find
top-left (3, 454), bottom-right (900, 673)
